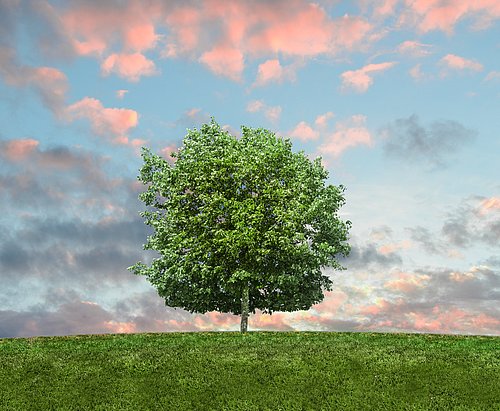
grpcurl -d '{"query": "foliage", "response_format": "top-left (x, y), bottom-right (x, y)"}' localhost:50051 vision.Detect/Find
top-left (128, 119), bottom-right (351, 318)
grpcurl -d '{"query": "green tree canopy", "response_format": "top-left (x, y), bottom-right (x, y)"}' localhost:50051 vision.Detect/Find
top-left (128, 119), bottom-right (351, 332)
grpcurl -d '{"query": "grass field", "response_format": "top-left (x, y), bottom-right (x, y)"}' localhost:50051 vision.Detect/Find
top-left (1, 331), bottom-right (499, 410)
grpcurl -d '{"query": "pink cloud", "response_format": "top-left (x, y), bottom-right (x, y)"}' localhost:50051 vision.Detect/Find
top-left (62, 1), bottom-right (165, 56)
top-left (384, 271), bottom-right (431, 293)
top-left (264, 106), bottom-right (282, 123)
top-left (341, 62), bottom-right (397, 93)
top-left (289, 121), bottom-right (320, 142)
top-left (163, 6), bottom-right (202, 58)
top-left (186, 108), bottom-right (202, 118)
top-left (449, 265), bottom-right (492, 283)
top-left (65, 97), bottom-right (139, 142)
top-left (479, 197), bottom-right (500, 214)
top-left (378, 240), bottom-right (412, 255)
top-left (471, 313), bottom-right (500, 329)
top-left (315, 112), bottom-right (334, 128)
top-left (318, 115), bottom-right (373, 157)
top-left (246, 100), bottom-right (265, 113)
top-left (373, 0), bottom-right (399, 16)
top-left (250, 312), bottom-right (294, 331)
top-left (404, 0), bottom-right (500, 33)
top-left (57, 1), bottom-right (376, 84)
top-left (246, 100), bottom-right (282, 123)
top-left (103, 320), bottom-right (138, 334)
top-left (329, 15), bottom-right (373, 52)
top-left (359, 298), bottom-right (392, 316)
top-left (312, 290), bottom-right (349, 315)
top-left (253, 59), bottom-right (291, 87)
top-left (190, 310), bottom-right (294, 332)
top-left (449, 270), bottom-right (476, 282)
top-left (164, 1), bottom-right (373, 62)
top-left (101, 53), bottom-right (157, 82)
top-left (3, 139), bottom-right (40, 161)
top-left (116, 89), bottom-right (128, 99)
top-left (73, 38), bottom-right (107, 57)
top-left (247, 3), bottom-right (335, 56)
top-left (398, 40), bottom-right (433, 57)
top-left (160, 144), bottom-right (180, 165)
top-left (199, 44), bottom-right (244, 81)
top-left (409, 63), bottom-right (426, 80)
top-left (123, 23), bottom-right (159, 52)
top-left (485, 71), bottom-right (500, 81)
top-left (439, 54), bottom-right (483, 72)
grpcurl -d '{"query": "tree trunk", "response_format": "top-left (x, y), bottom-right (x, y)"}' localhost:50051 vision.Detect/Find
top-left (240, 281), bottom-right (250, 333)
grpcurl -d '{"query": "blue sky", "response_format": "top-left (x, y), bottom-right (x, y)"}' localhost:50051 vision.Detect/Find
top-left (0, 0), bottom-right (499, 338)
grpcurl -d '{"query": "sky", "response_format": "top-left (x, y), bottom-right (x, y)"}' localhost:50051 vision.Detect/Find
top-left (0, 0), bottom-right (499, 339)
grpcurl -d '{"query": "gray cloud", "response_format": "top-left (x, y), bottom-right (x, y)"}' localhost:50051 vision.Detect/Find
top-left (24, 0), bottom-right (76, 60)
top-left (0, 139), bottom-right (141, 218)
top-left (441, 219), bottom-right (472, 247)
top-left (339, 242), bottom-right (403, 270)
top-left (483, 256), bottom-right (500, 267)
top-left (441, 196), bottom-right (500, 248)
top-left (405, 226), bottom-right (445, 254)
top-left (381, 115), bottom-right (476, 168)
top-left (405, 196), bottom-right (500, 253)
top-left (0, 46), bottom-right (68, 115)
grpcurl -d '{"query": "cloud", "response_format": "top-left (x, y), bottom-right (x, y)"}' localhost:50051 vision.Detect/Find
top-left (441, 196), bottom-right (500, 248)
top-left (199, 44), bottom-right (244, 81)
top-left (246, 100), bottom-right (282, 123)
top-left (0, 139), bottom-right (127, 211)
top-left (339, 241), bottom-right (403, 271)
top-left (378, 240), bottom-right (412, 255)
top-left (288, 121), bottom-right (320, 142)
top-left (1, 0), bottom-right (74, 60)
top-left (397, 40), bottom-right (433, 57)
top-left (340, 62), bottom-right (397, 93)
top-left (478, 197), bottom-right (500, 214)
top-left (384, 271), bottom-right (431, 294)
top-left (2, 138), bottom-right (40, 161)
top-left (61, 0), bottom-right (164, 57)
top-left (373, 0), bottom-right (399, 17)
top-left (240, 3), bottom-right (372, 58)
top-left (101, 53), bottom-right (158, 81)
top-left (0, 47), bottom-right (68, 116)
top-left (315, 112), bottom-right (334, 128)
top-left (165, 1), bottom-right (372, 79)
top-left (355, 264), bottom-right (500, 336)
top-left (3, 1), bottom-right (377, 85)
top-left (116, 89), bottom-right (128, 99)
top-left (287, 111), bottom-right (335, 142)
top-left (162, 5), bottom-right (203, 58)
top-left (409, 63), bottom-right (427, 81)
top-left (405, 226), bottom-right (445, 255)
top-left (174, 108), bottom-right (212, 129)
top-left (402, 0), bottom-right (500, 34)
top-left (318, 115), bottom-right (373, 157)
top-left (381, 115), bottom-right (476, 168)
top-left (65, 97), bottom-right (139, 143)
top-left (160, 144), bottom-right (180, 165)
top-left (439, 54), bottom-right (483, 75)
top-left (252, 59), bottom-right (299, 87)
top-left (162, 1), bottom-right (373, 62)
top-left (123, 22), bottom-right (160, 52)
top-left (484, 71), bottom-right (500, 82)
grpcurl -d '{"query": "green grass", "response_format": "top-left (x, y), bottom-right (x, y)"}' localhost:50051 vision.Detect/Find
top-left (1, 331), bottom-right (498, 410)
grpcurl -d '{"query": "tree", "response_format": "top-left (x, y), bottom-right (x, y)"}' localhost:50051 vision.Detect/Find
top-left (128, 119), bottom-right (351, 333)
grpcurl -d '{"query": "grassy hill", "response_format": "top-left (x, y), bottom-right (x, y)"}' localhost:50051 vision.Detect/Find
top-left (1, 331), bottom-right (498, 410)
